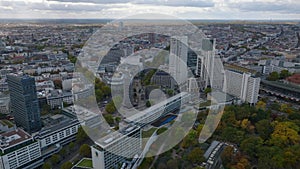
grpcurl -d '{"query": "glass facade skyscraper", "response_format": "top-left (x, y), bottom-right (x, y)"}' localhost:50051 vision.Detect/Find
top-left (7, 74), bottom-right (42, 134)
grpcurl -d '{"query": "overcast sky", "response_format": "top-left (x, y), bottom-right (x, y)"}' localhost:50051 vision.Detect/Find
top-left (0, 0), bottom-right (300, 20)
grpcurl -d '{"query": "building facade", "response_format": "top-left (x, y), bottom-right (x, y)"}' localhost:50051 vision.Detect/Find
top-left (7, 74), bottom-right (42, 134)
top-left (92, 125), bottom-right (142, 169)
top-left (223, 70), bottom-right (260, 104)
top-left (0, 129), bottom-right (42, 169)
top-left (197, 38), bottom-right (224, 90)
top-left (169, 36), bottom-right (188, 85)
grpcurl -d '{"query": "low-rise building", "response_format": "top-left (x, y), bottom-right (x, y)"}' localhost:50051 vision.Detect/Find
top-left (46, 90), bottom-right (73, 109)
top-left (34, 114), bottom-right (80, 150)
top-left (0, 129), bottom-right (42, 169)
top-left (92, 125), bottom-right (142, 169)
top-left (0, 95), bottom-right (10, 114)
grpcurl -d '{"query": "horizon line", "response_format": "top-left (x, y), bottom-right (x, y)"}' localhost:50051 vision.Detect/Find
top-left (0, 18), bottom-right (300, 21)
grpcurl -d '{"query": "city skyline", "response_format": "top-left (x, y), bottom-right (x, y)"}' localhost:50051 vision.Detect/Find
top-left (0, 0), bottom-right (300, 20)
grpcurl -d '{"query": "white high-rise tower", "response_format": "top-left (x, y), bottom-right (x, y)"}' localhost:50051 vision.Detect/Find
top-left (196, 38), bottom-right (224, 90)
top-left (169, 36), bottom-right (188, 86)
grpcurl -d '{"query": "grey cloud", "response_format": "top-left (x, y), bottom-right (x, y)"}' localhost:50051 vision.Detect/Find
top-left (48, 0), bottom-right (214, 7)
top-left (0, 1), bottom-right (106, 12)
top-left (229, 1), bottom-right (300, 14)
top-left (32, 3), bottom-right (105, 11)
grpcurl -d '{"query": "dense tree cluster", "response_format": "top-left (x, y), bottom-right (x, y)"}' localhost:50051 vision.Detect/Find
top-left (267, 70), bottom-right (292, 81)
top-left (140, 100), bottom-right (300, 169)
top-left (95, 78), bottom-right (111, 102)
top-left (217, 103), bottom-right (300, 169)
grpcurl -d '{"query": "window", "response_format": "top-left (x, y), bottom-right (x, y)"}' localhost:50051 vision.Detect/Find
top-left (46, 138), bottom-right (51, 144)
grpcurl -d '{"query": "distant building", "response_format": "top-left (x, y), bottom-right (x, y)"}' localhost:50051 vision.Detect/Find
top-left (0, 120), bottom-right (16, 132)
top-left (7, 74), bottom-right (42, 134)
top-left (0, 81), bottom-right (8, 92)
top-left (92, 125), bottom-right (142, 169)
top-left (0, 95), bottom-right (10, 114)
top-left (0, 129), bottom-right (42, 169)
top-left (151, 70), bottom-right (176, 89)
top-left (259, 59), bottom-right (300, 75)
top-left (286, 73), bottom-right (300, 86)
top-left (62, 105), bottom-right (103, 129)
top-left (187, 50), bottom-right (198, 75)
top-left (102, 72), bottom-right (124, 94)
top-left (46, 90), bottom-right (73, 109)
top-left (223, 70), bottom-right (260, 104)
top-left (187, 77), bottom-right (198, 94)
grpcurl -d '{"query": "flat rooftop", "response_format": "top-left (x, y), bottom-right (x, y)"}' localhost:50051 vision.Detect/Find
top-left (125, 92), bottom-right (189, 123)
top-left (37, 114), bottom-right (79, 138)
top-left (0, 129), bottom-right (32, 148)
top-left (63, 105), bottom-right (101, 121)
top-left (95, 125), bottom-right (140, 148)
top-left (224, 63), bottom-right (257, 75)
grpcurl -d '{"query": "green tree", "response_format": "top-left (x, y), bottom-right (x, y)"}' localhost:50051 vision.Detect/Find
top-left (146, 100), bottom-right (152, 107)
top-left (157, 162), bottom-right (167, 169)
top-left (240, 136), bottom-right (263, 159)
top-left (50, 154), bottom-right (60, 165)
top-left (102, 86), bottom-right (111, 97)
top-left (204, 87), bottom-right (212, 95)
top-left (221, 146), bottom-right (234, 166)
top-left (59, 147), bottom-right (67, 159)
top-left (256, 100), bottom-right (266, 110)
top-left (76, 127), bottom-right (87, 143)
top-left (283, 145), bottom-right (300, 168)
top-left (42, 162), bottom-right (51, 169)
top-left (105, 101), bottom-right (116, 113)
top-left (255, 119), bottom-right (273, 140)
top-left (68, 54), bottom-right (77, 64)
top-left (182, 129), bottom-right (198, 148)
top-left (280, 69), bottom-right (290, 79)
top-left (269, 121), bottom-right (300, 147)
top-left (103, 114), bottom-right (114, 125)
top-left (221, 111), bottom-right (238, 127)
top-left (79, 144), bottom-right (91, 157)
top-left (187, 147), bottom-right (205, 164)
top-left (115, 117), bottom-right (121, 123)
top-left (95, 89), bottom-right (104, 102)
top-left (68, 142), bottom-right (75, 152)
top-left (221, 127), bottom-right (245, 143)
top-left (258, 146), bottom-right (284, 169)
top-left (166, 89), bottom-right (174, 96)
top-left (60, 161), bottom-right (73, 169)
top-left (166, 159), bottom-right (178, 169)
top-left (267, 72), bottom-right (279, 81)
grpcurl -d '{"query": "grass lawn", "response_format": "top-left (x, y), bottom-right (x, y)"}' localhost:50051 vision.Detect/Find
top-left (142, 128), bottom-right (157, 138)
top-left (77, 158), bottom-right (93, 168)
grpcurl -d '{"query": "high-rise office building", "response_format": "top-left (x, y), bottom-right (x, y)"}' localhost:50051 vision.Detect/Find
top-left (169, 36), bottom-right (188, 85)
top-left (223, 70), bottom-right (260, 104)
top-left (187, 50), bottom-right (198, 75)
top-left (7, 74), bottom-right (42, 134)
top-left (197, 38), bottom-right (224, 90)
